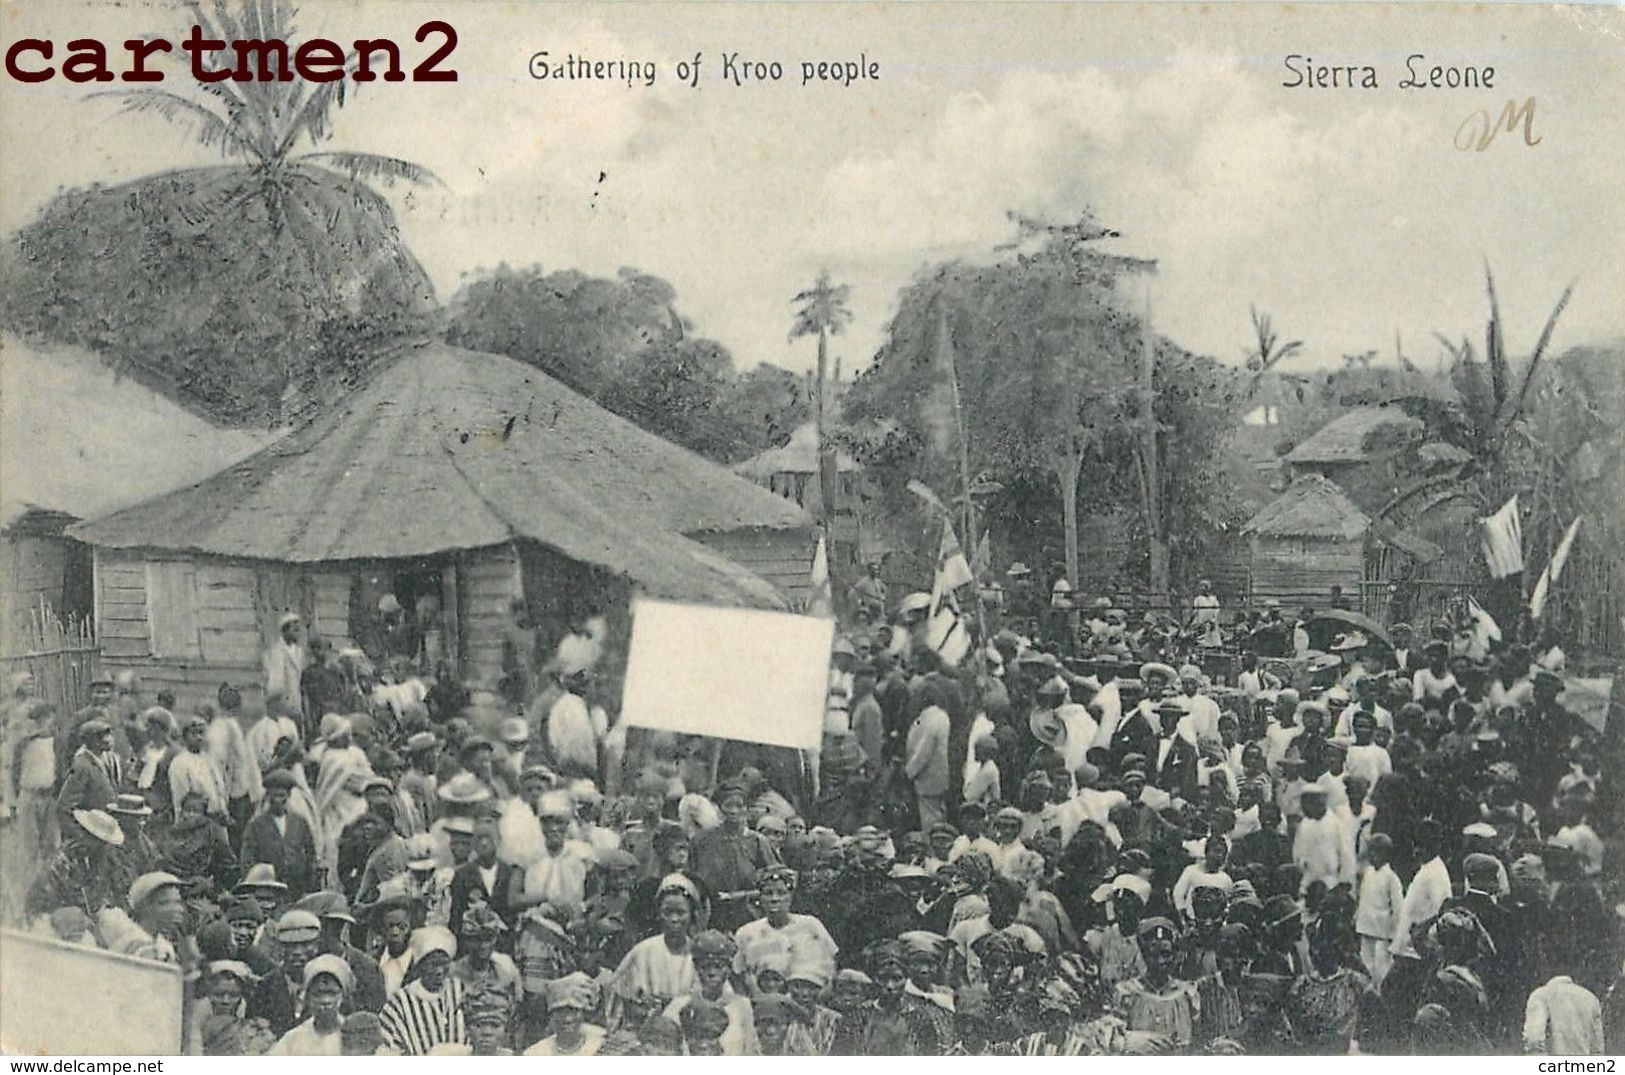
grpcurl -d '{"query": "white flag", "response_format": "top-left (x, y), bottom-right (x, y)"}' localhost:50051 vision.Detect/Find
top-left (927, 604), bottom-right (972, 668)
top-left (806, 536), bottom-right (833, 619)
top-left (1530, 516), bottom-right (1583, 619)
top-left (1480, 495), bottom-right (1524, 579)
top-left (1466, 596), bottom-right (1501, 648)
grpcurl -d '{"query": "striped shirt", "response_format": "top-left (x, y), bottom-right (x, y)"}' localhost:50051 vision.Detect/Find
top-left (378, 979), bottom-right (466, 1056)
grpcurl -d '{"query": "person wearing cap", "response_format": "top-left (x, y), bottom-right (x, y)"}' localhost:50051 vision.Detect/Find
top-left (732, 863), bottom-right (838, 996)
top-left (781, 957), bottom-right (841, 1054)
top-left (614, 873), bottom-right (704, 1023)
top-left (664, 928), bottom-right (756, 1054)
top-left (377, 926), bottom-right (466, 1054)
top-left (242, 908), bottom-right (321, 1032)
top-left (263, 612), bottom-right (307, 724)
top-left (55, 715), bottom-right (121, 835)
top-left (294, 891), bottom-right (387, 1014)
top-left (830, 939), bottom-right (948, 1055)
top-left (107, 870), bottom-right (186, 963)
top-left (267, 952), bottom-right (353, 1055)
top-left (104, 792), bottom-right (159, 894)
top-left (449, 905), bottom-right (522, 1019)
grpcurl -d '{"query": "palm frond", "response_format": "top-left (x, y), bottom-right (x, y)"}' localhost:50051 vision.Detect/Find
top-left (298, 151), bottom-right (440, 187)
top-left (1485, 264), bottom-right (1508, 410)
top-left (91, 89), bottom-right (259, 160)
top-left (1504, 281), bottom-right (1574, 436)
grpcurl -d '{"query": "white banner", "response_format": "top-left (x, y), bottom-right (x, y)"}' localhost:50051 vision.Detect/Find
top-left (620, 598), bottom-right (834, 751)
top-left (0, 928), bottom-right (185, 1055)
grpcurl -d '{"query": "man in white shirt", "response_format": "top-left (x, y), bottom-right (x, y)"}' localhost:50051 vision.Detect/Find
top-left (1293, 787), bottom-right (1354, 894)
top-left (1175, 667), bottom-right (1221, 744)
top-left (1264, 691), bottom-right (1303, 776)
top-left (1354, 833), bottom-right (1403, 983)
top-left (262, 613), bottom-right (307, 723)
top-left (1523, 974), bottom-right (1606, 1055)
top-left (1392, 825), bottom-right (1452, 957)
top-left (1342, 711), bottom-right (1393, 790)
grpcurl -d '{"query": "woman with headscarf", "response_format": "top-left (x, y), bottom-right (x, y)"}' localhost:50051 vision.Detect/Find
top-left (984, 953), bottom-right (1156, 1055)
top-left (1417, 907), bottom-right (1495, 1051)
top-left (378, 926), bottom-right (467, 1055)
top-left (1111, 917), bottom-right (1201, 1049)
top-left (522, 971), bottom-right (608, 1055)
top-left (314, 715), bottom-right (374, 888)
top-left (663, 929), bottom-right (757, 1054)
top-left (268, 954), bottom-right (354, 1056)
top-left (830, 939), bottom-right (950, 1055)
top-left (614, 876), bottom-right (701, 1024)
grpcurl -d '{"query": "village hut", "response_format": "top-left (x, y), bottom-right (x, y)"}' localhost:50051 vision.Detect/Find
top-left (1, 333), bottom-right (277, 656)
top-left (733, 421), bottom-right (875, 564)
top-left (1242, 473), bottom-right (1441, 610)
top-left (67, 342), bottom-right (815, 712)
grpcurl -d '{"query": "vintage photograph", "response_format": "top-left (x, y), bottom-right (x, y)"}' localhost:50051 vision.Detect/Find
top-left (1, 0), bottom-right (1621, 1058)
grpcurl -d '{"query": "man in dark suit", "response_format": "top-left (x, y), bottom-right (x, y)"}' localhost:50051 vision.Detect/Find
top-left (241, 769), bottom-right (318, 899)
top-left (449, 814), bottom-right (518, 941)
top-left (56, 719), bottom-right (121, 837)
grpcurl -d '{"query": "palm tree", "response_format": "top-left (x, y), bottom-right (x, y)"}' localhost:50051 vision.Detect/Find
top-left (790, 271), bottom-right (853, 572)
top-left (18, 0), bottom-right (443, 423)
top-left (99, 0), bottom-right (438, 217)
top-left (1382, 266), bottom-right (1573, 519)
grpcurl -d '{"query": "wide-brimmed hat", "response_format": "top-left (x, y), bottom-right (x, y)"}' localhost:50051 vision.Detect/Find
top-left (236, 863), bottom-right (289, 893)
top-left (293, 890), bottom-right (356, 925)
top-left (73, 809), bottom-right (125, 847)
top-left (1306, 653), bottom-right (1343, 673)
top-left (437, 773), bottom-right (494, 805)
top-left (128, 871), bottom-right (182, 908)
top-left (1005, 562), bottom-right (1032, 578)
top-left (406, 834), bottom-right (439, 870)
top-left (108, 793), bottom-right (154, 817)
top-left (1139, 662), bottom-right (1177, 685)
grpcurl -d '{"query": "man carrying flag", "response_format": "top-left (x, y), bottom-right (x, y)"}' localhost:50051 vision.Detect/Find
top-left (925, 519), bottom-right (975, 670)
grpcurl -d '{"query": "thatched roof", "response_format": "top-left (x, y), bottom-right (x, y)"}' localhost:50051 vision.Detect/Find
top-left (69, 342), bottom-right (811, 609)
top-left (1285, 406), bottom-right (1422, 465)
top-left (1, 333), bottom-right (280, 531)
top-left (1243, 474), bottom-right (1370, 541)
top-left (733, 421), bottom-right (860, 480)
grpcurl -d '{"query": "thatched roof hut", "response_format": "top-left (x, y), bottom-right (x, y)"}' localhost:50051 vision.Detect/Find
top-left (66, 342), bottom-right (816, 710)
top-left (1242, 473), bottom-right (1440, 604)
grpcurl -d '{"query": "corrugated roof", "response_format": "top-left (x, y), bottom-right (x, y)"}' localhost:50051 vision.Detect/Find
top-left (1243, 473), bottom-right (1370, 540)
top-left (1, 333), bottom-right (281, 530)
top-left (68, 342), bottom-right (809, 609)
top-left (733, 421), bottom-right (860, 480)
top-left (1285, 407), bottom-right (1422, 465)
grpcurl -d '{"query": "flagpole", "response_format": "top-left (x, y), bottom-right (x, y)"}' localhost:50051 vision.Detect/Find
top-left (937, 304), bottom-right (989, 666)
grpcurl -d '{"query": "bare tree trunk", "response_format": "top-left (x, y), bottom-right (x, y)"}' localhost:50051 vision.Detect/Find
top-left (1059, 445), bottom-right (1083, 588)
top-left (815, 329), bottom-right (842, 604)
top-left (1141, 282), bottom-right (1171, 599)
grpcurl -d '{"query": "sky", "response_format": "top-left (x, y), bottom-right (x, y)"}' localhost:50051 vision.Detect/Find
top-left (2, 1), bottom-right (1621, 380)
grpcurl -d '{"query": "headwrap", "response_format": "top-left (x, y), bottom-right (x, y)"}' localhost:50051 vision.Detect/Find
top-left (752, 993), bottom-right (798, 1022)
top-left (691, 929), bottom-right (737, 962)
top-left (206, 960), bottom-right (257, 984)
top-left (302, 953), bottom-right (356, 993)
top-left (866, 939), bottom-right (909, 974)
top-left (897, 930), bottom-right (951, 963)
top-left (463, 988), bottom-right (515, 1026)
top-left (785, 956), bottom-right (833, 988)
top-left (679, 997), bottom-right (731, 1036)
top-left (460, 906), bottom-right (507, 941)
top-left (953, 850), bottom-right (993, 889)
top-left (834, 969), bottom-right (874, 989)
top-left (657, 873), bottom-right (703, 909)
top-left (970, 930), bottom-right (1024, 966)
top-left (547, 971), bottom-right (599, 1012)
top-left (1137, 917), bottom-right (1178, 943)
top-left (410, 925), bottom-right (458, 961)
top-left (756, 863), bottom-right (798, 889)
top-left (1431, 907), bottom-right (1497, 959)
top-left (1036, 976), bottom-right (1085, 1020)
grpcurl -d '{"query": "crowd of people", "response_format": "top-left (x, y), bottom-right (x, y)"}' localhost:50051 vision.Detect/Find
top-left (0, 576), bottom-right (1619, 1057)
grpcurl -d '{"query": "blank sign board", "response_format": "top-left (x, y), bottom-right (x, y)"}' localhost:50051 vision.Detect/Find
top-left (621, 599), bottom-right (834, 751)
top-left (0, 928), bottom-right (184, 1055)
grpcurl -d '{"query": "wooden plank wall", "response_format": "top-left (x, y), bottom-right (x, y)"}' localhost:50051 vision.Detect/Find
top-left (458, 543), bottom-right (522, 687)
top-left (689, 528), bottom-right (817, 606)
top-left (3, 536), bottom-right (68, 654)
top-left (1248, 536), bottom-right (1364, 602)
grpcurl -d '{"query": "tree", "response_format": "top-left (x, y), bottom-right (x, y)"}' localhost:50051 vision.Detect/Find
top-left (448, 264), bottom-right (807, 463)
top-left (791, 271), bottom-right (853, 578)
top-left (843, 213), bottom-right (1238, 598)
top-left (0, 0), bottom-right (437, 424)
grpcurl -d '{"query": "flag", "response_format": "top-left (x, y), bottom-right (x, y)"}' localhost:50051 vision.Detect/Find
top-left (1530, 516), bottom-right (1583, 619)
top-left (931, 519), bottom-right (975, 608)
top-left (806, 536), bottom-right (833, 619)
top-left (972, 529), bottom-right (992, 580)
top-left (1479, 495), bottom-right (1524, 579)
top-left (926, 519), bottom-right (974, 668)
top-left (1466, 596), bottom-right (1502, 649)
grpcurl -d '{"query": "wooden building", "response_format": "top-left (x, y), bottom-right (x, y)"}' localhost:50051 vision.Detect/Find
top-left (1243, 473), bottom-right (1441, 609)
top-left (733, 421), bottom-right (883, 570)
top-left (1, 333), bottom-right (276, 655)
top-left (68, 342), bottom-right (814, 713)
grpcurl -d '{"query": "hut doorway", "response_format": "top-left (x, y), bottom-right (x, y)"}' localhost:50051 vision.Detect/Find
top-left (348, 557), bottom-right (461, 675)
